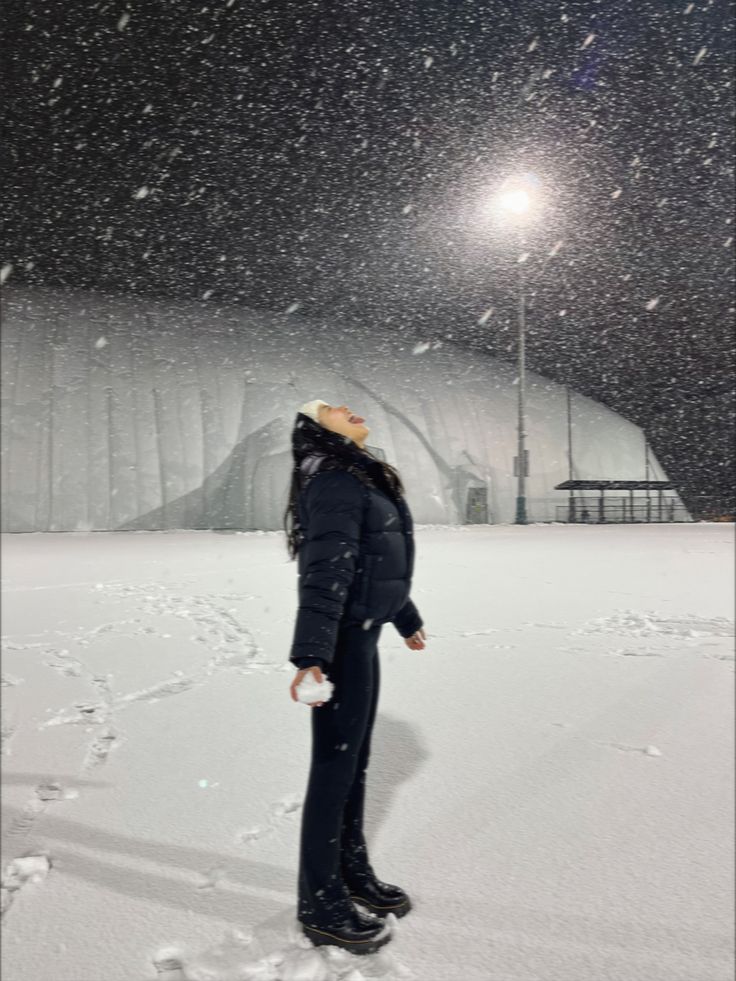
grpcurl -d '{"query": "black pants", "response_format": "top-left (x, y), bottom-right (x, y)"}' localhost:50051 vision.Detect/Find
top-left (297, 619), bottom-right (383, 928)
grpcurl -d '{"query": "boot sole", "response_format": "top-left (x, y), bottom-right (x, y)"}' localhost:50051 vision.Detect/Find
top-left (301, 921), bottom-right (392, 955)
top-left (349, 893), bottom-right (412, 918)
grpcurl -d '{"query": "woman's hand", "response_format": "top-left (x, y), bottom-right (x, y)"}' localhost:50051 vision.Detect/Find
top-left (404, 627), bottom-right (427, 651)
top-left (290, 666), bottom-right (326, 707)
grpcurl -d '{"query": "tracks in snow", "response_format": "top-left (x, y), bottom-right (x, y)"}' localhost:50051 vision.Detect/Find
top-left (4, 580), bottom-right (267, 776)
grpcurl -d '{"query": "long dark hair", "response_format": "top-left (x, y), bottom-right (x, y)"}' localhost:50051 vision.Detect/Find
top-left (283, 412), bottom-right (405, 561)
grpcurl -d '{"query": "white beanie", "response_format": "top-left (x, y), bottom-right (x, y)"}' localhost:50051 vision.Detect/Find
top-left (298, 399), bottom-right (330, 425)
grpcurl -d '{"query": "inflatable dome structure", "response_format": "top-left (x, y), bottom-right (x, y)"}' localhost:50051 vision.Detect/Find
top-left (0, 287), bottom-right (689, 532)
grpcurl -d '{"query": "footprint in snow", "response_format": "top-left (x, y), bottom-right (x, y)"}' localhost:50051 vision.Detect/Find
top-left (42, 673), bottom-right (195, 730)
top-left (236, 795), bottom-right (302, 844)
top-left (1, 719), bottom-right (18, 755)
top-left (607, 648), bottom-right (663, 658)
top-left (151, 947), bottom-right (186, 980)
top-left (1, 674), bottom-right (24, 687)
top-left (82, 728), bottom-right (121, 771)
top-left (115, 674), bottom-right (196, 705)
top-left (596, 741), bottom-right (662, 757)
top-left (155, 926), bottom-right (336, 981)
top-left (575, 610), bottom-right (734, 639)
top-left (42, 649), bottom-right (84, 677)
top-left (4, 782), bottom-right (74, 839)
top-left (206, 650), bottom-right (259, 674)
top-left (269, 794), bottom-right (302, 820)
top-left (236, 825), bottom-right (272, 844)
top-left (1, 853), bottom-right (52, 919)
top-left (40, 701), bottom-right (110, 728)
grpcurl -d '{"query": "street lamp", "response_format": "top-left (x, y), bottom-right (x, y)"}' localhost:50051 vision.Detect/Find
top-left (495, 174), bottom-right (539, 525)
top-left (498, 188), bottom-right (533, 216)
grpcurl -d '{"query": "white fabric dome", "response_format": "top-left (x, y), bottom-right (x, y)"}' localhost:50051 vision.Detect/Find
top-left (0, 286), bottom-right (689, 532)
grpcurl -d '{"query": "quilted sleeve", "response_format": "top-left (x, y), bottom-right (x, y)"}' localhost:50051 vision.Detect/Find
top-left (292, 656), bottom-right (327, 672)
top-left (288, 470), bottom-right (365, 668)
top-left (392, 597), bottom-right (424, 639)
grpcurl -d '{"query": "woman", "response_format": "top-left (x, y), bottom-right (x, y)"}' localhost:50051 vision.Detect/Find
top-left (284, 399), bottom-right (427, 955)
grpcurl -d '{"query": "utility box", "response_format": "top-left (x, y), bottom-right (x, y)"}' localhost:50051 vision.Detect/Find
top-left (513, 450), bottom-right (530, 477)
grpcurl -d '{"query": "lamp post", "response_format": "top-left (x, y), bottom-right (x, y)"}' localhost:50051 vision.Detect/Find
top-left (515, 225), bottom-right (528, 525)
top-left (496, 178), bottom-right (537, 525)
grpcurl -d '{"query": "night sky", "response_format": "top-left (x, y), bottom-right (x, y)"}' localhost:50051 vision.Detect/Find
top-left (3, 0), bottom-right (735, 516)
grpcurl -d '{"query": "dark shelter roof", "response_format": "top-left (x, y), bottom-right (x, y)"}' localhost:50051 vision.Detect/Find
top-left (554, 480), bottom-right (673, 491)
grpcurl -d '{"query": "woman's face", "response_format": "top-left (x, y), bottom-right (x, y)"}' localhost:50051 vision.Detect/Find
top-left (318, 403), bottom-right (370, 447)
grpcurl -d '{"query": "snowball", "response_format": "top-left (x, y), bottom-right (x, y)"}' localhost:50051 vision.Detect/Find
top-left (296, 672), bottom-right (334, 706)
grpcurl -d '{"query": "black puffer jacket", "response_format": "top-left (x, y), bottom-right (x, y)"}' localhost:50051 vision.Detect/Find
top-left (288, 429), bottom-right (423, 671)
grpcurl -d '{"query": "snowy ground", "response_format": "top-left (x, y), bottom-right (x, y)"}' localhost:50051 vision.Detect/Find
top-left (1, 522), bottom-right (734, 981)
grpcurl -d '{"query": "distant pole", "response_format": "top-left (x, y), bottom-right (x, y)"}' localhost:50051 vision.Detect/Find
top-left (515, 228), bottom-right (528, 525)
top-left (644, 436), bottom-right (652, 523)
top-left (494, 173), bottom-right (537, 526)
top-left (566, 384), bottom-right (576, 522)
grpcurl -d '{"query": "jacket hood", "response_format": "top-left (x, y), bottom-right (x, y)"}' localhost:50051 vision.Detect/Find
top-left (291, 411), bottom-right (398, 502)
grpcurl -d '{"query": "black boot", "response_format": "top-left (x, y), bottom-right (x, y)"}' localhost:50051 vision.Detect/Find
top-left (299, 904), bottom-right (392, 955)
top-left (343, 867), bottom-right (412, 919)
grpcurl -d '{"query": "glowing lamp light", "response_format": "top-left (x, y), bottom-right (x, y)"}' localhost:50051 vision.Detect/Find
top-left (499, 189), bottom-right (532, 214)
top-left (489, 172), bottom-right (540, 220)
